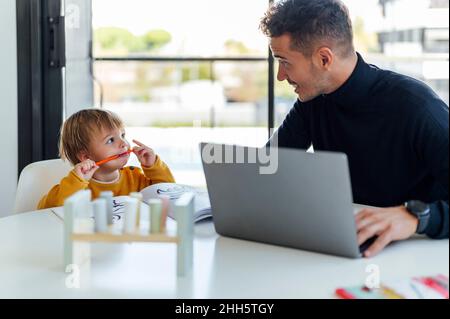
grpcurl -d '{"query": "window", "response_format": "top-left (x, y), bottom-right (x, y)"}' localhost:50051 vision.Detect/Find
top-left (93, 0), bottom-right (272, 186)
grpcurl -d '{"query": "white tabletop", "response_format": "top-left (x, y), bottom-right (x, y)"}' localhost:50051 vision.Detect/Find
top-left (0, 209), bottom-right (448, 298)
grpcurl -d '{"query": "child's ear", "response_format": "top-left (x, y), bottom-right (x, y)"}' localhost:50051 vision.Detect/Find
top-left (77, 151), bottom-right (90, 162)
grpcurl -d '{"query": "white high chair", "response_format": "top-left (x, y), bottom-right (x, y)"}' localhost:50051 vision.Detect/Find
top-left (14, 159), bottom-right (73, 213)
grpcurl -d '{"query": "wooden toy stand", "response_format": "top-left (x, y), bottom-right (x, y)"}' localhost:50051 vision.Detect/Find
top-left (63, 190), bottom-right (194, 277)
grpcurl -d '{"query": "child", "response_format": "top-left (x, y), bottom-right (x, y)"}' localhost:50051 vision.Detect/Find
top-left (38, 109), bottom-right (175, 209)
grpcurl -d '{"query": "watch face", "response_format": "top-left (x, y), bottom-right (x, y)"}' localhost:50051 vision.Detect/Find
top-left (408, 200), bottom-right (430, 215)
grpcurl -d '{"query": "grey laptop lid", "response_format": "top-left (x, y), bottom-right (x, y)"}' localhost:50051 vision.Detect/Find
top-left (200, 143), bottom-right (361, 258)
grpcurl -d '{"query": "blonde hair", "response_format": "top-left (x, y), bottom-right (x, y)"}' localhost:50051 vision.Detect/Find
top-left (59, 109), bottom-right (124, 165)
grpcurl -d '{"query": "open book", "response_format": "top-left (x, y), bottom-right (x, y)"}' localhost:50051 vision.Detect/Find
top-left (51, 195), bottom-right (131, 223)
top-left (140, 183), bottom-right (212, 223)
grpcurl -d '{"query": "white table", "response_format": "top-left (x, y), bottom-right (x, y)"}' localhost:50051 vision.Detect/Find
top-left (0, 209), bottom-right (448, 298)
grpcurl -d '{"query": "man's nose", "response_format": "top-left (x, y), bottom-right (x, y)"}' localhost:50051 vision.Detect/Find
top-left (277, 64), bottom-right (287, 82)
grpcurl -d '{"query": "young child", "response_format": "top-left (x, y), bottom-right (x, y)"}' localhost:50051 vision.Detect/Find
top-left (38, 109), bottom-right (175, 209)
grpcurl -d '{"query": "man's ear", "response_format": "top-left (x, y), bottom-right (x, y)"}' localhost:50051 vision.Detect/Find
top-left (314, 47), bottom-right (333, 69)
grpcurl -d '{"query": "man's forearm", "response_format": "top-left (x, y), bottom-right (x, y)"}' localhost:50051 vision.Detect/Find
top-left (426, 200), bottom-right (449, 239)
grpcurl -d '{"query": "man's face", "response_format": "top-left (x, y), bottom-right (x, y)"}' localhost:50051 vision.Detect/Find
top-left (270, 34), bottom-right (326, 102)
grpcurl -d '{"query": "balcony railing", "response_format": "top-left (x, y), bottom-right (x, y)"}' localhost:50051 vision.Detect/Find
top-left (94, 55), bottom-right (275, 136)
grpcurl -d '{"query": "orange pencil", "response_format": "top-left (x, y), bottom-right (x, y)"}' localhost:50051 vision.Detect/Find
top-left (95, 149), bottom-right (133, 166)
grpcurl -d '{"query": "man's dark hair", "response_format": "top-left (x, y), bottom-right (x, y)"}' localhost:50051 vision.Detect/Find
top-left (260, 0), bottom-right (355, 58)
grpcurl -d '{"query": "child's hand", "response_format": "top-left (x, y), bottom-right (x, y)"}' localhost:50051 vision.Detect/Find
top-left (132, 139), bottom-right (157, 167)
top-left (74, 159), bottom-right (99, 181)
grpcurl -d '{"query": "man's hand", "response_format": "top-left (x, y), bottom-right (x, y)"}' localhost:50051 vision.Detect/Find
top-left (74, 159), bottom-right (99, 181)
top-left (132, 139), bottom-right (157, 167)
top-left (356, 206), bottom-right (419, 258)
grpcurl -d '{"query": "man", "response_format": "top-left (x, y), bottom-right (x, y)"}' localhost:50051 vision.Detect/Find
top-left (260, 0), bottom-right (449, 257)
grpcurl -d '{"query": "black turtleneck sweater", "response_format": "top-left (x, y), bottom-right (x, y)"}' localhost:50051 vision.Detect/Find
top-left (271, 53), bottom-right (449, 239)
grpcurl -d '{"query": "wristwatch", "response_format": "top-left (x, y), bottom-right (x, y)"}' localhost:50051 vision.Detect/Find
top-left (404, 200), bottom-right (431, 234)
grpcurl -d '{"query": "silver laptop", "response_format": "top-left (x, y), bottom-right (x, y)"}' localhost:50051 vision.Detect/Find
top-left (200, 143), bottom-right (374, 258)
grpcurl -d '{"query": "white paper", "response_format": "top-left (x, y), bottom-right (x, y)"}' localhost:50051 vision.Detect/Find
top-left (140, 183), bottom-right (212, 222)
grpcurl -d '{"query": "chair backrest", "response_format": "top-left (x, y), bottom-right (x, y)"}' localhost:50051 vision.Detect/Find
top-left (14, 159), bottom-right (73, 213)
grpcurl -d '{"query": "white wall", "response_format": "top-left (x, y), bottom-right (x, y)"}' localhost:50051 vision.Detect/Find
top-left (0, 0), bottom-right (18, 217)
